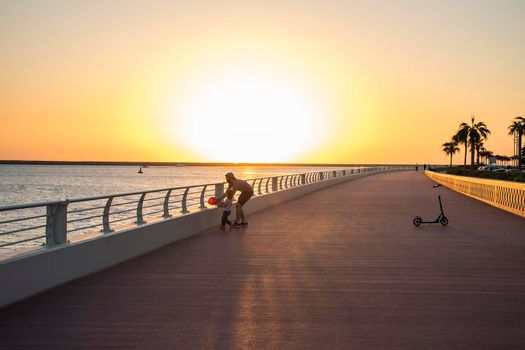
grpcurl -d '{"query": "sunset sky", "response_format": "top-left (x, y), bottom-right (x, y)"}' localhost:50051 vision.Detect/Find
top-left (1, 0), bottom-right (524, 164)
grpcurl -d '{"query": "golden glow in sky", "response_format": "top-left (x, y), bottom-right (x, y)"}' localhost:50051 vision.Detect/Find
top-left (1, 1), bottom-right (524, 164)
top-left (164, 67), bottom-right (326, 163)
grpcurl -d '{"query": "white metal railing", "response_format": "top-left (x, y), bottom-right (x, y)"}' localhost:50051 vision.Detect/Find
top-left (425, 170), bottom-right (525, 218)
top-left (0, 166), bottom-right (410, 251)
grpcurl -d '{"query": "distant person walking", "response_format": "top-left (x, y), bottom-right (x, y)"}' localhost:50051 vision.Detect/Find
top-left (415, 163), bottom-right (419, 172)
top-left (219, 172), bottom-right (253, 226)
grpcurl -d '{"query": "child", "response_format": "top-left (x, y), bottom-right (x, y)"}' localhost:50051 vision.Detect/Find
top-left (218, 189), bottom-right (234, 229)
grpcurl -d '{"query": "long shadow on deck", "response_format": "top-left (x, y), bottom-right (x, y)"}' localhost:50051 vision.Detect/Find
top-left (1, 171), bottom-right (524, 349)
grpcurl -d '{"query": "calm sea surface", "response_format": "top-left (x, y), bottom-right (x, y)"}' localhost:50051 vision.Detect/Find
top-left (0, 164), bottom-right (349, 206)
top-left (0, 164), bottom-right (352, 255)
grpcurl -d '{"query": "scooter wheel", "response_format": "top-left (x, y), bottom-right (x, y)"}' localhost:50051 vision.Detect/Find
top-left (440, 216), bottom-right (449, 226)
top-left (413, 216), bottom-right (422, 226)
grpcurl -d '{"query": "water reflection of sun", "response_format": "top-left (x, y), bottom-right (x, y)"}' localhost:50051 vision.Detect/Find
top-left (165, 68), bottom-right (327, 163)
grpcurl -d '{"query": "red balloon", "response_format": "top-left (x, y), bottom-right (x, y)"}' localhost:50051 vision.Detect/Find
top-left (208, 197), bottom-right (217, 205)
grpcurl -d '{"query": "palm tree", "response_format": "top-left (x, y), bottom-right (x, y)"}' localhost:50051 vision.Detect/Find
top-left (476, 140), bottom-right (484, 165)
top-left (454, 127), bottom-right (469, 171)
top-left (458, 116), bottom-right (490, 173)
top-left (442, 141), bottom-right (460, 167)
top-left (508, 116), bottom-right (525, 170)
top-left (480, 149), bottom-right (493, 165)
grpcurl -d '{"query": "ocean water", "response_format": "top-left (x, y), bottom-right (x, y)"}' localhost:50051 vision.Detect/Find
top-left (0, 164), bottom-right (350, 205)
top-left (0, 164), bottom-right (353, 255)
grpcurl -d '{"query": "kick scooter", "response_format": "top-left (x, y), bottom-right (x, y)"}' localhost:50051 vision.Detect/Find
top-left (413, 184), bottom-right (449, 226)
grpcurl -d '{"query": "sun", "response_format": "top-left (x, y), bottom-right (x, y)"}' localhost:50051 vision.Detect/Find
top-left (166, 68), bottom-right (326, 163)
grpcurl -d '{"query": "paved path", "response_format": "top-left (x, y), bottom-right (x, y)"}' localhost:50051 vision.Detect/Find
top-left (1, 171), bottom-right (524, 349)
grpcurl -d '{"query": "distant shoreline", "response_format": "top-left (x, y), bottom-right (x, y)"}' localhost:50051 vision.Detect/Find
top-left (0, 160), bottom-right (409, 167)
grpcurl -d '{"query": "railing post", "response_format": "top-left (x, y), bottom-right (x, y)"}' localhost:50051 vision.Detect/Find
top-left (265, 177), bottom-right (271, 193)
top-left (164, 189), bottom-right (173, 217)
top-left (257, 179), bottom-right (262, 195)
top-left (45, 201), bottom-right (68, 245)
top-left (332, 170), bottom-right (337, 178)
top-left (199, 185), bottom-right (207, 209)
top-left (181, 187), bottom-right (190, 214)
top-left (136, 192), bottom-right (146, 225)
top-left (301, 174), bottom-right (306, 185)
top-left (319, 172), bottom-right (324, 181)
top-left (102, 197), bottom-right (113, 233)
top-left (272, 177), bottom-right (278, 192)
top-left (215, 183), bottom-right (224, 200)
top-left (279, 176), bottom-right (284, 190)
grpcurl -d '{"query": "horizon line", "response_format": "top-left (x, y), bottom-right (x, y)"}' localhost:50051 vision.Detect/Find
top-left (0, 160), bottom-right (417, 167)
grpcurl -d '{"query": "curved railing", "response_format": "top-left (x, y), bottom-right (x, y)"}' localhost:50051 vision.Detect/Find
top-left (0, 166), bottom-right (409, 252)
top-left (425, 170), bottom-right (525, 218)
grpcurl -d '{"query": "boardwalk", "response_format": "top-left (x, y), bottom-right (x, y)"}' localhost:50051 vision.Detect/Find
top-left (1, 171), bottom-right (524, 349)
